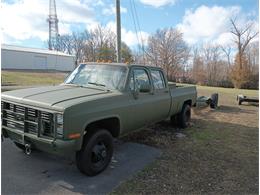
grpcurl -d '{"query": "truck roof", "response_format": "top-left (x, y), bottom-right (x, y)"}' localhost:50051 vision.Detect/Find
top-left (82, 62), bottom-right (163, 70)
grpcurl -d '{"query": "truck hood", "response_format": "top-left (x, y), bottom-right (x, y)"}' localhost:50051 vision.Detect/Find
top-left (1, 85), bottom-right (110, 111)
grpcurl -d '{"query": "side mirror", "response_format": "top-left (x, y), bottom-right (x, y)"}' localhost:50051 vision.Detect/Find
top-left (139, 83), bottom-right (151, 93)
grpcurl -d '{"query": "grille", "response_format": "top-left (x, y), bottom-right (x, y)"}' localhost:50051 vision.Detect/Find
top-left (2, 102), bottom-right (54, 138)
top-left (27, 108), bottom-right (38, 121)
top-left (3, 103), bottom-right (25, 131)
top-left (41, 111), bottom-right (54, 136)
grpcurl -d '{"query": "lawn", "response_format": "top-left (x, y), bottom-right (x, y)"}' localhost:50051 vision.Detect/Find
top-left (1, 70), bottom-right (67, 86)
top-left (112, 87), bottom-right (259, 194)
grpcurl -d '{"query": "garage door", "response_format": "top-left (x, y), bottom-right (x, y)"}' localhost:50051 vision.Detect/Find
top-left (34, 56), bottom-right (47, 69)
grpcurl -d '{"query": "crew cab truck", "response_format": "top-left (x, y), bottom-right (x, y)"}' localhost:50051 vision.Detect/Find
top-left (1, 63), bottom-right (197, 176)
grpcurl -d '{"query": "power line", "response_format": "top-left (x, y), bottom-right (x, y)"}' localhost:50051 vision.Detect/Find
top-left (130, 0), bottom-right (146, 64)
top-left (129, 0), bottom-right (141, 57)
top-left (132, 0), bottom-right (145, 61)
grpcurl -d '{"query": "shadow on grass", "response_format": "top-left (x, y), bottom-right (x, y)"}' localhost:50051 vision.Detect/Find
top-left (216, 105), bottom-right (257, 114)
top-left (192, 105), bottom-right (257, 122)
top-left (240, 102), bottom-right (259, 107)
top-left (114, 118), bottom-right (259, 195)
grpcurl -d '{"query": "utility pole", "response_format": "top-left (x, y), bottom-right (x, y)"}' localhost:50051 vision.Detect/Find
top-left (116, 0), bottom-right (121, 63)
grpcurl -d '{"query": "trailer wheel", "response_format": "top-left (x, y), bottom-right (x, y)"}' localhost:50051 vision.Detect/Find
top-left (76, 129), bottom-right (113, 176)
top-left (210, 93), bottom-right (218, 109)
top-left (178, 104), bottom-right (191, 128)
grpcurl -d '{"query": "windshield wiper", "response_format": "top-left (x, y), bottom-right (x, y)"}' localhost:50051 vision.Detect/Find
top-left (63, 83), bottom-right (79, 87)
top-left (87, 82), bottom-right (106, 87)
top-left (87, 82), bottom-right (111, 91)
top-left (64, 82), bottom-right (110, 91)
top-left (63, 83), bottom-right (85, 88)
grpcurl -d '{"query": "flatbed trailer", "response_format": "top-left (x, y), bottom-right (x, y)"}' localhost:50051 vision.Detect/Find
top-left (237, 94), bottom-right (259, 105)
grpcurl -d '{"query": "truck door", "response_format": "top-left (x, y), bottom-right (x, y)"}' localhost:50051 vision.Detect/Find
top-left (150, 69), bottom-right (171, 119)
top-left (126, 67), bottom-right (170, 131)
top-left (127, 67), bottom-right (154, 129)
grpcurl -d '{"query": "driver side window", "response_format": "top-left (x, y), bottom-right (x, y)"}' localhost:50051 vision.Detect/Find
top-left (129, 68), bottom-right (151, 93)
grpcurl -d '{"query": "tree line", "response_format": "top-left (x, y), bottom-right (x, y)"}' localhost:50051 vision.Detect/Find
top-left (54, 25), bottom-right (133, 65)
top-left (53, 19), bottom-right (259, 89)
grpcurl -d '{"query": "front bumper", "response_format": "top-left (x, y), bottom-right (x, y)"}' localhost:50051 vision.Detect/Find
top-left (2, 127), bottom-right (77, 156)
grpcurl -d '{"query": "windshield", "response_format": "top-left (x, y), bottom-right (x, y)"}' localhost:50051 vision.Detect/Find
top-left (64, 64), bottom-right (127, 90)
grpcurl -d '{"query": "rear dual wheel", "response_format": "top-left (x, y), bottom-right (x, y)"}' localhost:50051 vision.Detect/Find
top-left (171, 104), bottom-right (191, 128)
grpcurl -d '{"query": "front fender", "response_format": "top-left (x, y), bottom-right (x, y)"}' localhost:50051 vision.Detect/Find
top-left (73, 115), bottom-right (121, 151)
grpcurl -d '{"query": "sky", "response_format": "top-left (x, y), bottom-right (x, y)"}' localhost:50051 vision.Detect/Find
top-left (1, 0), bottom-right (259, 50)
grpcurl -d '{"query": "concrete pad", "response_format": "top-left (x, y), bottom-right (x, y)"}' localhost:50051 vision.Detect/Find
top-left (2, 139), bottom-right (161, 195)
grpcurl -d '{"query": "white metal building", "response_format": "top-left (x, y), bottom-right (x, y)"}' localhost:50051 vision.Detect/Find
top-left (1, 44), bottom-right (75, 71)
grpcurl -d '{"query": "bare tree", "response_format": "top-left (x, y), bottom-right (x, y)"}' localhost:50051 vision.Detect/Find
top-left (86, 25), bottom-right (133, 62)
top-left (145, 36), bottom-right (160, 66)
top-left (230, 18), bottom-right (259, 88)
top-left (72, 31), bottom-right (87, 66)
top-left (146, 28), bottom-right (189, 80)
top-left (221, 45), bottom-right (232, 67)
top-left (230, 19), bottom-right (259, 67)
top-left (56, 34), bottom-right (74, 54)
top-left (191, 46), bottom-right (206, 85)
top-left (202, 44), bottom-right (220, 85)
top-left (244, 41), bottom-right (259, 88)
top-left (245, 41), bottom-right (259, 72)
top-left (56, 32), bottom-right (87, 66)
top-left (55, 25), bottom-right (133, 65)
top-left (190, 43), bottom-right (232, 87)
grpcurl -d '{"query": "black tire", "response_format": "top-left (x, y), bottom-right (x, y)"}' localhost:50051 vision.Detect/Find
top-left (210, 93), bottom-right (218, 109)
top-left (170, 115), bottom-right (178, 126)
top-left (76, 129), bottom-right (113, 176)
top-left (14, 142), bottom-right (25, 151)
top-left (178, 104), bottom-right (191, 128)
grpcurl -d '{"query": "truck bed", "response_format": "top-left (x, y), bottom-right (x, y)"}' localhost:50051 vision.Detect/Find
top-left (168, 82), bottom-right (197, 116)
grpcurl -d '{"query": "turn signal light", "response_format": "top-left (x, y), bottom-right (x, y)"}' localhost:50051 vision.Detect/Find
top-left (68, 133), bottom-right (81, 139)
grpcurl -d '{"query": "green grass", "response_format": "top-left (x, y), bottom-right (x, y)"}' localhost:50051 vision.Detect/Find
top-left (112, 86), bottom-right (259, 194)
top-left (196, 85), bottom-right (258, 97)
top-left (178, 83), bottom-right (258, 97)
top-left (1, 71), bottom-right (67, 86)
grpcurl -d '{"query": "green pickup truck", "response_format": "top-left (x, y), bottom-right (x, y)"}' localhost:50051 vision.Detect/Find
top-left (2, 63), bottom-right (197, 176)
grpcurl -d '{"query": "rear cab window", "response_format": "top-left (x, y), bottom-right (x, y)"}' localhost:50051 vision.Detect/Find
top-left (150, 69), bottom-right (166, 90)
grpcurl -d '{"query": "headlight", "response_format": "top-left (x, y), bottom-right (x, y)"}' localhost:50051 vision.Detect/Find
top-left (57, 114), bottom-right (63, 125)
top-left (56, 114), bottom-right (63, 137)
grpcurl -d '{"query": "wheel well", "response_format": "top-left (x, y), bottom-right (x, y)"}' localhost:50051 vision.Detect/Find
top-left (85, 117), bottom-right (120, 138)
top-left (184, 99), bottom-right (192, 106)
